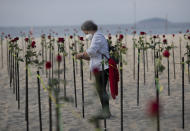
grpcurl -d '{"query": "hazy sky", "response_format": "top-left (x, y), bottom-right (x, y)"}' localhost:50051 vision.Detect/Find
top-left (0, 0), bottom-right (190, 26)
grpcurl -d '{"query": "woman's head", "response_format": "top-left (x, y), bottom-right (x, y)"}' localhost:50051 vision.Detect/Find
top-left (81, 20), bottom-right (98, 34)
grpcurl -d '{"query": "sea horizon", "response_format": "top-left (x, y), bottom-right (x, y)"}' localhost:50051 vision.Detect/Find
top-left (0, 18), bottom-right (190, 37)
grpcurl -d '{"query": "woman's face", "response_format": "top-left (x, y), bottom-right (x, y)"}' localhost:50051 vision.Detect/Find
top-left (83, 30), bottom-right (89, 35)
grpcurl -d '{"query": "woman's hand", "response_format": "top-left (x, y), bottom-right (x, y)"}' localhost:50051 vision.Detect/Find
top-left (75, 52), bottom-right (90, 61)
top-left (75, 53), bottom-right (83, 59)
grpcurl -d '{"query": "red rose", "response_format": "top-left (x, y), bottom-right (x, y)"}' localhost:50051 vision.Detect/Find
top-left (122, 45), bottom-right (126, 49)
top-left (25, 38), bottom-right (29, 42)
top-left (80, 37), bottom-right (84, 41)
top-left (56, 54), bottom-right (62, 63)
top-left (172, 34), bottom-right (175, 37)
top-left (153, 35), bottom-right (157, 39)
top-left (8, 34), bottom-right (10, 37)
top-left (48, 35), bottom-right (51, 39)
top-left (92, 67), bottom-right (99, 75)
top-left (11, 39), bottom-right (15, 43)
top-left (119, 34), bottom-right (124, 41)
top-left (163, 39), bottom-right (167, 44)
top-left (14, 37), bottom-right (19, 41)
top-left (108, 34), bottom-right (112, 40)
top-left (133, 31), bottom-right (136, 34)
top-left (108, 36), bottom-right (112, 40)
top-left (58, 37), bottom-right (64, 43)
top-left (70, 35), bottom-right (73, 39)
top-left (163, 50), bottom-right (170, 58)
top-left (188, 36), bottom-right (190, 40)
top-left (163, 35), bottom-right (165, 38)
top-left (187, 29), bottom-right (189, 33)
top-left (147, 99), bottom-right (159, 117)
top-left (140, 32), bottom-right (146, 35)
top-left (31, 41), bottom-right (36, 48)
top-left (45, 61), bottom-right (51, 69)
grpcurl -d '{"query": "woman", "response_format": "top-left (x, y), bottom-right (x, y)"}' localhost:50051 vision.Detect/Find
top-left (76, 20), bottom-right (111, 118)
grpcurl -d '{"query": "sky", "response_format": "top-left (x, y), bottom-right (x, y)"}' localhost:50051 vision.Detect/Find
top-left (0, 0), bottom-right (190, 27)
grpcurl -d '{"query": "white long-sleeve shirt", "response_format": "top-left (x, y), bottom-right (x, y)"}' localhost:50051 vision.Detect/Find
top-left (86, 31), bottom-right (110, 71)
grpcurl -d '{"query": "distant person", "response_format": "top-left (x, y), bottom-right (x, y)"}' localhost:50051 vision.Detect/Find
top-left (76, 20), bottom-right (111, 118)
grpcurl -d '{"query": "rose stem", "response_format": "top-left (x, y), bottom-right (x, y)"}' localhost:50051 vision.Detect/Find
top-left (172, 43), bottom-right (176, 79)
top-left (9, 49), bottom-right (12, 88)
top-left (75, 42), bottom-right (78, 74)
top-left (155, 52), bottom-right (160, 131)
top-left (51, 45), bottom-right (54, 82)
top-left (151, 49), bottom-right (154, 64)
top-left (143, 49), bottom-right (146, 85)
top-left (153, 39), bottom-right (156, 66)
top-left (7, 39), bottom-right (9, 73)
top-left (182, 57), bottom-right (185, 129)
top-left (145, 37), bottom-right (148, 72)
top-left (45, 39), bottom-right (48, 77)
top-left (55, 88), bottom-right (60, 131)
top-left (137, 49), bottom-right (140, 106)
top-left (63, 49), bottom-right (66, 97)
top-left (167, 57), bottom-right (170, 96)
top-left (13, 47), bottom-right (15, 94)
top-left (42, 40), bottom-right (44, 73)
top-left (15, 51), bottom-right (18, 101)
top-left (49, 41), bottom-right (52, 131)
top-left (1, 36), bottom-right (3, 68)
top-left (56, 53), bottom-right (60, 131)
top-left (146, 50), bottom-right (149, 72)
top-left (133, 38), bottom-right (136, 80)
top-left (25, 58), bottom-right (29, 131)
top-left (179, 37), bottom-right (182, 69)
top-left (73, 54), bottom-right (77, 107)
top-left (17, 52), bottom-right (20, 109)
top-left (68, 39), bottom-right (71, 61)
top-left (80, 46), bottom-right (85, 118)
top-left (58, 54), bottom-right (60, 89)
top-left (48, 76), bottom-right (52, 131)
top-left (37, 70), bottom-right (42, 131)
top-left (120, 49), bottom-right (124, 131)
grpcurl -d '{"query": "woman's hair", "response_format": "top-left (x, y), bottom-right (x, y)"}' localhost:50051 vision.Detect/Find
top-left (81, 20), bottom-right (98, 31)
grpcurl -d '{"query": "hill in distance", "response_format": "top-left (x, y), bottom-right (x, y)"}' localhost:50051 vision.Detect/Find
top-left (135, 17), bottom-right (190, 28)
top-left (137, 18), bottom-right (171, 25)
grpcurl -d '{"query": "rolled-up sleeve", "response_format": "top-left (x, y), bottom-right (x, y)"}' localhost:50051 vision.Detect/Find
top-left (86, 35), bottom-right (102, 57)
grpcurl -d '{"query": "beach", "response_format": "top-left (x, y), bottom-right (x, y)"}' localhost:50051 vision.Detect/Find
top-left (0, 34), bottom-right (190, 131)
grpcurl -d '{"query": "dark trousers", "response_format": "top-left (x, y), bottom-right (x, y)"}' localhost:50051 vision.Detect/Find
top-left (94, 69), bottom-right (110, 110)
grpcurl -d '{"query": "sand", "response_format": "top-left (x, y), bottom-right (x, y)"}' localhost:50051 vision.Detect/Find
top-left (0, 34), bottom-right (190, 131)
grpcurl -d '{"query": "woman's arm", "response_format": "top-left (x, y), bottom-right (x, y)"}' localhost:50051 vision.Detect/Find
top-left (76, 51), bottom-right (90, 61)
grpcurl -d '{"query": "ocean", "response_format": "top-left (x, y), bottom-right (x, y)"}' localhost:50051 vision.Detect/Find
top-left (0, 23), bottom-right (190, 37)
